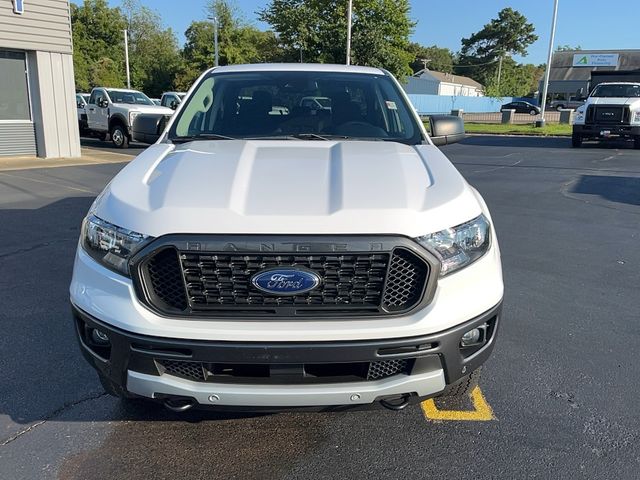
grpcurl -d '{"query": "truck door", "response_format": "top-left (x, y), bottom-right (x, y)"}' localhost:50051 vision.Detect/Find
top-left (87, 89), bottom-right (109, 131)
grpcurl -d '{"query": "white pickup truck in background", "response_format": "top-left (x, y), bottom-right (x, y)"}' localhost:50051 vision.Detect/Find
top-left (85, 87), bottom-right (174, 148)
top-left (572, 82), bottom-right (640, 148)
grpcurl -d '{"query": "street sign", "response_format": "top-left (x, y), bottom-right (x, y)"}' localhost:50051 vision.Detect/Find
top-left (572, 53), bottom-right (619, 67)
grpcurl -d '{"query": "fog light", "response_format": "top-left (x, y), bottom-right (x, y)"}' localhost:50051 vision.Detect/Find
top-left (90, 329), bottom-right (110, 345)
top-left (461, 323), bottom-right (488, 347)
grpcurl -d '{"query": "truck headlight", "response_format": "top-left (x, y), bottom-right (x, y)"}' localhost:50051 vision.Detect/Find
top-left (81, 214), bottom-right (151, 276)
top-left (634, 111), bottom-right (640, 123)
top-left (415, 214), bottom-right (491, 276)
top-left (129, 111), bottom-right (141, 126)
top-left (575, 110), bottom-right (585, 122)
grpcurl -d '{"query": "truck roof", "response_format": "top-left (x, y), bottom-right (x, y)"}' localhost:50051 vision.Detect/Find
top-left (594, 82), bottom-right (640, 86)
top-left (208, 63), bottom-right (386, 76)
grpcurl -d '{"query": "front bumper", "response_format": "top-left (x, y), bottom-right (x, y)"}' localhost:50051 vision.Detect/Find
top-left (573, 124), bottom-right (640, 138)
top-left (73, 301), bottom-right (502, 408)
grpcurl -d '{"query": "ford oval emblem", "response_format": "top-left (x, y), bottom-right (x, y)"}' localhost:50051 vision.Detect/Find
top-left (251, 268), bottom-right (320, 295)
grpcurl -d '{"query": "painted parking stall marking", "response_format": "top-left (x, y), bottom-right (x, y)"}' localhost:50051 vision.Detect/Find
top-left (421, 386), bottom-right (495, 422)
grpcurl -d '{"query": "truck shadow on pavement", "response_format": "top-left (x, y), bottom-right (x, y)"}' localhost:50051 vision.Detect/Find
top-left (569, 174), bottom-right (640, 206)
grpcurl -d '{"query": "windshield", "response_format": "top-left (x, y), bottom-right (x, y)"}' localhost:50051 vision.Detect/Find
top-left (591, 84), bottom-right (640, 98)
top-left (107, 89), bottom-right (154, 105)
top-left (168, 71), bottom-right (422, 144)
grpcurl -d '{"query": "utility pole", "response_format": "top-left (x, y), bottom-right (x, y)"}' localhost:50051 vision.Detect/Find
top-left (538, 0), bottom-right (560, 127)
top-left (496, 54), bottom-right (503, 91)
top-left (124, 29), bottom-right (131, 89)
top-left (208, 15), bottom-right (219, 67)
top-left (346, 0), bottom-right (353, 65)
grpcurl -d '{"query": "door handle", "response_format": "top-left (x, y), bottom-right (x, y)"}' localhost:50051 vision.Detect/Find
top-left (89, 108), bottom-right (95, 112)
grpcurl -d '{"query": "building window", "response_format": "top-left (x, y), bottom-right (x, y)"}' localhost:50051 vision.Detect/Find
top-left (0, 50), bottom-right (30, 121)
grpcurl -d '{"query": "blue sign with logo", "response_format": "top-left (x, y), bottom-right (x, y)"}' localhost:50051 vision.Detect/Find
top-left (13, 0), bottom-right (24, 14)
top-left (251, 269), bottom-right (320, 295)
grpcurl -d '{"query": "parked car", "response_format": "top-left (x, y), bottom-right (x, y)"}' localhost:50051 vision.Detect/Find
top-left (84, 87), bottom-right (174, 148)
top-left (160, 91), bottom-right (186, 110)
top-left (549, 97), bottom-right (585, 111)
top-left (71, 64), bottom-right (503, 412)
top-left (76, 93), bottom-right (90, 134)
top-left (501, 101), bottom-right (540, 115)
top-left (572, 82), bottom-right (640, 148)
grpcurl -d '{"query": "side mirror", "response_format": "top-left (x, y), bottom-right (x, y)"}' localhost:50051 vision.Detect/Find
top-left (98, 99), bottom-right (109, 108)
top-left (170, 100), bottom-right (178, 110)
top-left (77, 102), bottom-right (84, 108)
top-left (132, 113), bottom-right (171, 144)
top-left (429, 115), bottom-right (465, 146)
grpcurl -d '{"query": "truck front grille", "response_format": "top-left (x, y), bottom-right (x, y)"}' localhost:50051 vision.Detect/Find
top-left (134, 236), bottom-right (433, 318)
top-left (157, 358), bottom-right (412, 383)
top-left (586, 105), bottom-right (630, 124)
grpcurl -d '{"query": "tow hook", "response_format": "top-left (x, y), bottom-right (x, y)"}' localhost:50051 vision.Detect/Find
top-left (163, 397), bottom-right (196, 412)
top-left (380, 394), bottom-right (411, 411)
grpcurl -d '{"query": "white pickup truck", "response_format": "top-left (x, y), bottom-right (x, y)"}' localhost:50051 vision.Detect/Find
top-left (85, 87), bottom-right (173, 148)
top-left (70, 64), bottom-right (503, 412)
top-left (572, 82), bottom-right (640, 148)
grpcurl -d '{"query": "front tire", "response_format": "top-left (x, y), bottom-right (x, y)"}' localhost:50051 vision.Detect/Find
top-left (556, 105), bottom-right (564, 111)
top-left (437, 367), bottom-right (482, 399)
top-left (110, 124), bottom-right (129, 148)
top-left (572, 132), bottom-right (583, 148)
top-left (530, 109), bottom-right (538, 116)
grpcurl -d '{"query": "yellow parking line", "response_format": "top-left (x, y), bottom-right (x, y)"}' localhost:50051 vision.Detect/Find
top-left (421, 386), bottom-right (495, 421)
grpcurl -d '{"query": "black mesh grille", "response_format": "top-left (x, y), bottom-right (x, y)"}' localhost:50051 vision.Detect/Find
top-left (182, 253), bottom-right (388, 312)
top-left (382, 249), bottom-right (429, 312)
top-left (366, 359), bottom-right (410, 380)
top-left (159, 360), bottom-right (205, 381)
top-left (146, 249), bottom-right (187, 311)
top-left (138, 242), bottom-right (430, 317)
top-left (157, 359), bottom-right (411, 383)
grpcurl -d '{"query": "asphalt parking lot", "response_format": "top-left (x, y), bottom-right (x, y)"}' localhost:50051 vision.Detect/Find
top-left (1, 135), bottom-right (639, 479)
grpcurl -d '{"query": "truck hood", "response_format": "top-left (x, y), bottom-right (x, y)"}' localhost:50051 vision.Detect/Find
top-left (93, 140), bottom-right (481, 238)
top-left (113, 103), bottom-right (174, 115)
top-left (586, 97), bottom-right (640, 108)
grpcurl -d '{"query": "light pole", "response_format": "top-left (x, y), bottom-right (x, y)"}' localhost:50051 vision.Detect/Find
top-left (538, 0), bottom-right (559, 127)
top-left (346, 0), bottom-right (352, 65)
top-left (124, 29), bottom-right (131, 89)
top-left (208, 16), bottom-right (219, 67)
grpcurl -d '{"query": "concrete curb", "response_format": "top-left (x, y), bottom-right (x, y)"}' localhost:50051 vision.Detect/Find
top-left (0, 147), bottom-right (135, 172)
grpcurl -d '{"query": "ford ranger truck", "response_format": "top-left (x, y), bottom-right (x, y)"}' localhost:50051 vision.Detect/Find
top-left (70, 64), bottom-right (504, 412)
top-left (572, 82), bottom-right (640, 148)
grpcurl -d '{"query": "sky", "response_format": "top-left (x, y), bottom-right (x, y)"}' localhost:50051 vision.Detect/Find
top-left (72, 0), bottom-right (640, 65)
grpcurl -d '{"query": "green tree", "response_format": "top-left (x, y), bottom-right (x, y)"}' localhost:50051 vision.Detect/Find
top-left (89, 57), bottom-right (125, 87)
top-left (71, 0), bottom-right (128, 90)
top-left (121, 0), bottom-right (183, 96)
top-left (456, 8), bottom-right (538, 87)
top-left (556, 45), bottom-right (582, 51)
top-left (484, 59), bottom-right (544, 97)
top-left (407, 43), bottom-right (454, 74)
top-left (176, 1), bottom-right (283, 90)
top-left (259, 0), bottom-right (416, 79)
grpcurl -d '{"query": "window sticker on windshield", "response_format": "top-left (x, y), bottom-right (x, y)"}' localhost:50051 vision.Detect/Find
top-left (386, 101), bottom-right (397, 110)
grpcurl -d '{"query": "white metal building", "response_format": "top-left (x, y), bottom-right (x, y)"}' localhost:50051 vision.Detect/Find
top-left (404, 69), bottom-right (484, 97)
top-left (0, 0), bottom-right (80, 158)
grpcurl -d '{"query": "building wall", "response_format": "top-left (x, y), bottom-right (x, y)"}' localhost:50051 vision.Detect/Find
top-left (0, 0), bottom-right (80, 158)
top-left (28, 51), bottom-right (81, 158)
top-left (438, 83), bottom-right (483, 97)
top-left (404, 77), bottom-right (439, 95)
top-left (0, 0), bottom-right (73, 54)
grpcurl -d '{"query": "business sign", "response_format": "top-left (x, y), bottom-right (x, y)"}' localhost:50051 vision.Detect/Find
top-left (572, 54), bottom-right (619, 67)
top-left (12, 0), bottom-right (24, 14)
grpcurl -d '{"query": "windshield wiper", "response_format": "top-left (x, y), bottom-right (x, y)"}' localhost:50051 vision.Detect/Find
top-left (170, 133), bottom-right (235, 143)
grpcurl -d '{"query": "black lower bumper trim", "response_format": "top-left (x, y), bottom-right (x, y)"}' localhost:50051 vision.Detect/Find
top-left (72, 301), bottom-right (502, 392)
top-left (574, 124), bottom-right (640, 137)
